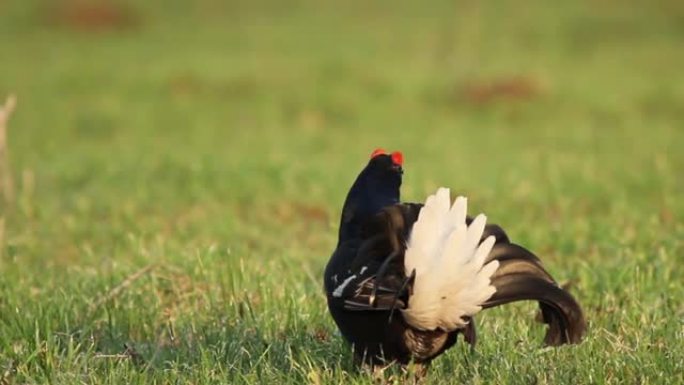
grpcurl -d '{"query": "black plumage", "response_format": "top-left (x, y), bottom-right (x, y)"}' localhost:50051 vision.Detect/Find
top-left (324, 149), bottom-right (586, 370)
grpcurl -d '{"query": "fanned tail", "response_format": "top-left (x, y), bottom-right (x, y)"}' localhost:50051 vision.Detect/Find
top-left (482, 243), bottom-right (586, 345)
top-left (402, 188), bottom-right (499, 331)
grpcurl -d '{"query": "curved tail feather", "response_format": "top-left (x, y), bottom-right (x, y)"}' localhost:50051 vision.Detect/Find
top-left (482, 244), bottom-right (586, 345)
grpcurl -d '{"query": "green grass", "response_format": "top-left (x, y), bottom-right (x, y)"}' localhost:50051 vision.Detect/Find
top-left (1, 0), bottom-right (683, 383)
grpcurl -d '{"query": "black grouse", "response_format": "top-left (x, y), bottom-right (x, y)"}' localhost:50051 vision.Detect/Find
top-left (324, 148), bottom-right (586, 371)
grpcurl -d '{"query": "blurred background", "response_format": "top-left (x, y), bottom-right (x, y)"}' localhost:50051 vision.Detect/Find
top-left (2, 0), bottom-right (682, 254)
top-left (0, 0), bottom-right (682, 382)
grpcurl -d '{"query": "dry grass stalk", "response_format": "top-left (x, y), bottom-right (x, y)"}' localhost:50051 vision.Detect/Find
top-left (0, 95), bottom-right (17, 204)
top-left (89, 264), bottom-right (157, 312)
top-left (93, 344), bottom-right (145, 365)
top-left (0, 217), bottom-right (4, 260)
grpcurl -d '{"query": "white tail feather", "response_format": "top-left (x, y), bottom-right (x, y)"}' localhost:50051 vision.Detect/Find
top-left (402, 188), bottom-right (499, 331)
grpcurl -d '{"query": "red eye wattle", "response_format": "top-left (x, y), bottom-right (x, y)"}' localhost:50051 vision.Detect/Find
top-left (370, 148), bottom-right (387, 159)
top-left (391, 151), bottom-right (403, 166)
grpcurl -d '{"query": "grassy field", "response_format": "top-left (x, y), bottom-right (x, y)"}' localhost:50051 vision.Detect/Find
top-left (1, 0), bottom-right (683, 383)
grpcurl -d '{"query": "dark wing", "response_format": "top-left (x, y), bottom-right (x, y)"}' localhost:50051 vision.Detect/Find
top-left (328, 204), bottom-right (422, 312)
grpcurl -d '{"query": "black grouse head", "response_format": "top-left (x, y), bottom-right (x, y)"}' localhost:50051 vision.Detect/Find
top-left (337, 148), bottom-right (404, 242)
top-left (363, 148), bottom-right (404, 187)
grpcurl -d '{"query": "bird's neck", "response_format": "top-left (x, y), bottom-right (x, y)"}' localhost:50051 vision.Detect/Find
top-left (337, 175), bottom-right (400, 243)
